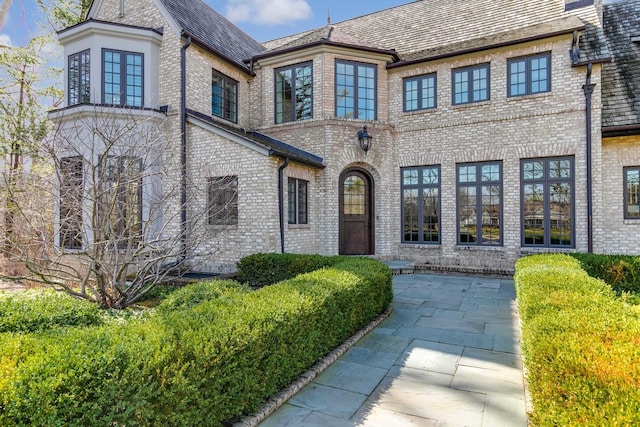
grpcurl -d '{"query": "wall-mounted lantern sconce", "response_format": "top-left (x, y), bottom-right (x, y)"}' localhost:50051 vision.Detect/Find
top-left (357, 126), bottom-right (372, 153)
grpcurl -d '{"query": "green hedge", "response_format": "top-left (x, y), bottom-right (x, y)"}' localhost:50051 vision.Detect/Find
top-left (570, 253), bottom-right (640, 294)
top-left (0, 290), bottom-right (102, 333)
top-left (515, 254), bottom-right (640, 426)
top-left (0, 255), bottom-right (392, 426)
top-left (235, 253), bottom-right (342, 288)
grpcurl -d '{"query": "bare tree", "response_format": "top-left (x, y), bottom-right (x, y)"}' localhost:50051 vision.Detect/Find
top-left (2, 106), bottom-right (234, 309)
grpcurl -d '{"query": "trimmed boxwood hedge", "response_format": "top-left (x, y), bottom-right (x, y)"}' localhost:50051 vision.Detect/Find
top-left (515, 254), bottom-right (640, 426)
top-left (0, 255), bottom-right (392, 426)
top-left (0, 290), bottom-right (103, 333)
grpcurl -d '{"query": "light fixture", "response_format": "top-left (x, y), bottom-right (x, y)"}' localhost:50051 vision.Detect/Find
top-left (357, 126), bottom-right (372, 153)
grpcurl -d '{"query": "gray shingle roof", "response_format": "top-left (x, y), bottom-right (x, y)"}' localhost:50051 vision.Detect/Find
top-left (263, 0), bottom-right (610, 66)
top-left (185, 109), bottom-right (324, 168)
top-left (158, 0), bottom-right (264, 70)
top-left (602, 0), bottom-right (640, 128)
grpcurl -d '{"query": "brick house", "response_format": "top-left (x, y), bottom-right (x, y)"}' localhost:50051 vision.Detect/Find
top-left (49, 0), bottom-right (639, 274)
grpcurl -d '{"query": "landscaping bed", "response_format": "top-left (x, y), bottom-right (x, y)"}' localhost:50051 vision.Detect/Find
top-left (515, 254), bottom-right (640, 426)
top-left (0, 254), bottom-right (392, 426)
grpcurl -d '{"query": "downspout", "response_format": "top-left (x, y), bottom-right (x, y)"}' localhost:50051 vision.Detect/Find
top-left (583, 63), bottom-right (596, 253)
top-left (180, 35), bottom-right (191, 260)
top-left (278, 158), bottom-right (290, 253)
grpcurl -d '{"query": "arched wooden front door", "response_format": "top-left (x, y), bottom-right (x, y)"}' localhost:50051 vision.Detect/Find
top-left (339, 169), bottom-right (374, 255)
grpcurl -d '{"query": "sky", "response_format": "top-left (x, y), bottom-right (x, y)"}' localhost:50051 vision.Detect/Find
top-left (0, 0), bottom-right (413, 47)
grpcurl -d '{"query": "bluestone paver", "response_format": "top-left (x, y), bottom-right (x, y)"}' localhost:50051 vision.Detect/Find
top-left (257, 273), bottom-right (527, 426)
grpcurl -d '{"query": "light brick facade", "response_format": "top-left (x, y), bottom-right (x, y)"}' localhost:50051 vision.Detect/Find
top-left (50, 0), bottom-right (639, 273)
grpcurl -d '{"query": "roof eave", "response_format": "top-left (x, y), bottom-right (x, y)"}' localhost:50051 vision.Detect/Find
top-left (602, 124), bottom-right (640, 138)
top-left (388, 25), bottom-right (585, 69)
top-left (182, 31), bottom-right (256, 76)
top-left (250, 39), bottom-right (399, 63)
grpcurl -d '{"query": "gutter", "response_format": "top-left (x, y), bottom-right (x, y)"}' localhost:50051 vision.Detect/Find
top-left (583, 63), bottom-right (596, 253)
top-left (602, 124), bottom-right (640, 138)
top-left (180, 35), bottom-right (191, 260)
top-left (278, 158), bottom-right (290, 254)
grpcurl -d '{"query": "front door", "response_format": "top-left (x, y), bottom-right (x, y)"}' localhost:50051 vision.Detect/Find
top-left (339, 169), bottom-right (374, 255)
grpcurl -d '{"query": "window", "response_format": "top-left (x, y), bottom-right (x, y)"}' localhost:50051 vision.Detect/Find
top-left (508, 53), bottom-right (551, 97)
top-left (288, 178), bottom-right (308, 224)
top-left (100, 157), bottom-right (142, 245)
top-left (275, 63), bottom-right (312, 124)
top-left (457, 161), bottom-right (502, 245)
top-left (102, 49), bottom-right (143, 107)
top-left (404, 74), bottom-right (436, 112)
top-left (402, 166), bottom-right (440, 243)
top-left (624, 167), bottom-right (640, 219)
top-left (69, 50), bottom-right (90, 105)
top-left (208, 176), bottom-right (238, 225)
top-left (335, 60), bottom-right (376, 120)
top-left (59, 156), bottom-right (83, 249)
top-left (212, 70), bottom-right (238, 123)
top-left (521, 157), bottom-right (574, 247)
top-left (452, 64), bottom-right (490, 105)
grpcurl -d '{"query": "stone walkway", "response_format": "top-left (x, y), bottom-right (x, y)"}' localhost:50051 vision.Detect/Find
top-left (258, 273), bottom-right (527, 426)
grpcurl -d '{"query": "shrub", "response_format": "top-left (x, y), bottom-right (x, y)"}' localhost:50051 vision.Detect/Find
top-left (515, 254), bottom-right (640, 426)
top-left (570, 253), bottom-right (640, 294)
top-left (0, 255), bottom-right (392, 426)
top-left (0, 290), bottom-right (102, 333)
top-left (235, 253), bottom-right (341, 288)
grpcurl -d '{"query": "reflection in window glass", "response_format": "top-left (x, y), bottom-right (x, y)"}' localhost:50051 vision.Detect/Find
top-left (521, 157), bottom-right (574, 247)
top-left (343, 175), bottom-right (365, 215)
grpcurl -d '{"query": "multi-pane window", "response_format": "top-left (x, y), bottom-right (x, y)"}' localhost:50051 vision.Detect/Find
top-left (59, 156), bottom-right (84, 249)
top-left (288, 178), bottom-right (308, 224)
top-left (335, 60), bottom-right (376, 120)
top-left (521, 157), bottom-right (574, 247)
top-left (208, 176), bottom-right (238, 225)
top-left (624, 167), bottom-right (640, 219)
top-left (68, 50), bottom-right (90, 105)
top-left (508, 53), bottom-right (551, 97)
top-left (212, 70), bottom-right (238, 123)
top-left (100, 157), bottom-right (142, 245)
top-left (452, 64), bottom-right (490, 105)
top-left (275, 62), bottom-right (313, 124)
top-left (457, 161), bottom-right (502, 245)
top-left (401, 166), bottom-right (440, 244)
top-left (404, 74), bottom-right (436, 112)
top-left (102, 49), bottom-right (143, 107)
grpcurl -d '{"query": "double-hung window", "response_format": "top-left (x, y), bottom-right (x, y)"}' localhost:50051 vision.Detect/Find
top-left (508, 53), bottom-right (551, 97)
top-left (275, 62), bottom-right (312, 124)
top-left (288, 178), bottom-right (308, 224)
top-left (208, 176), bottom-right (238, 225)
top-left (100, 156), bottom-right (142, 245)
top-left (401, 166), bottom-right (440, 243)
top-left (404, 74), bottom-right (436, 112)
top-left (102, 49), bottom-right (143, 107)
top-left (68, 50), bottom-right (90, 105)
top-left (59, 156), bottom-right (84, 249)
top-left (457, 161), bottom-right (502, 245)
top-left (624, 167), bottom-right (640, 219)
top-left (335, 60), bottom-right (376, 120)
top-left (452, 64), bottom-right (490, 105)
top-left (521, 157), bottom-right (574, 247)
top-left (212, 70), bottom-right (238, 123)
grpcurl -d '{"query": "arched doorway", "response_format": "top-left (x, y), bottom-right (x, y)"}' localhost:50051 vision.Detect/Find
top-left (339, 168), bottom-right (374, 255)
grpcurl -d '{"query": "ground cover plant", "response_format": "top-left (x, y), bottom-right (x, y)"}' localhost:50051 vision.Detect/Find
top-left (0, 254), bottom-right (392, 426)
top-left (515, 254), bottom-right (640, 426)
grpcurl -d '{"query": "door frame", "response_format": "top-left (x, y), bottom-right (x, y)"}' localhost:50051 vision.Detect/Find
top-left (339, 167), bottom-right (375, 255)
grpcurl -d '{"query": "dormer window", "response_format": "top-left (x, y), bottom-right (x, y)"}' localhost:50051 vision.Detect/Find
top-left (68, 50), bottom-right (90, 105)
top-left (102, 49), bottom-right (144, 107)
